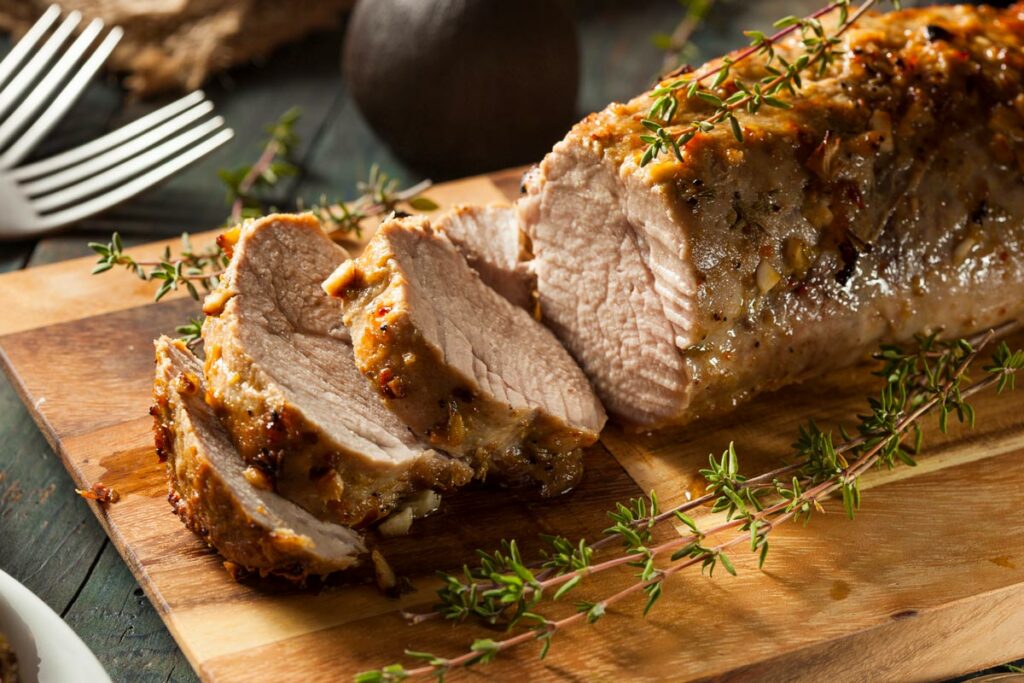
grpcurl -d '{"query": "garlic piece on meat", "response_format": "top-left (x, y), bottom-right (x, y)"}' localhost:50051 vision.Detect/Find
top-left (377, 490), bottom-right (441, 537)
top-left (802, 195), bottom-right (834, 230)
top-left (378, 506), bottom-right (414, 537)
top-left (372, 549), bottom-right (397, 592)
top-left (314, 470), bottom-right (346, 502)
top-left (806, 130), bottom-right (842, 181)
top-left (408, 490), bottom-right (441, 517)
top-left (953, 235), bottom-right (978, 265)
top-left (202, 288), bottom-right (234, 316)
top-left (756, 259), bottom-right (781, 293)
top-left (783, 237), bottom-right (811, 276)
top-left (216, 225), bottom-right (241, 257)
top-left (322, 260), bottom-right (360, 298)
top-left (243, 466), bottom-right (273, 491)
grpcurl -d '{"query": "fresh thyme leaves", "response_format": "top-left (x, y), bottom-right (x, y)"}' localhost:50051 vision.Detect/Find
top-left (88, 231), bottom-right (229, 303)
top-left (297, 164), bottom-right (437, 239)
top-left (219, 106), bottom-right (301, 224)
top-left (356, 325), bottom-right (1022, 682)
top-left (639, 0), bottom-right (900, 167)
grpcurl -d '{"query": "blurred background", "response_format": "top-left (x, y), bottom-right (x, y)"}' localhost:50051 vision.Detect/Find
top-left (0, 1), bottom-right (1018, 681)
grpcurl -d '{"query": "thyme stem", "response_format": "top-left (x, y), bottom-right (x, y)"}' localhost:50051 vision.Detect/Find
top-left (230, 138), bottom-right (282, 223)
top-left (302, 168), bottom-right (437, 239)
top-left (639, 0), bottom-right (897, 166)
top-left (360, 325), bottom-right (1023, 682)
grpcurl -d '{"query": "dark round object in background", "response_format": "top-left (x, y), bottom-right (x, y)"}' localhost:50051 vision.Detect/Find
top-left (343, 0), bottom-right (579, 177)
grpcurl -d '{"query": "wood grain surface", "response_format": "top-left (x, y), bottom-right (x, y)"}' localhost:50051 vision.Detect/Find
top-left (1, 166), bottom-right (1022, 683)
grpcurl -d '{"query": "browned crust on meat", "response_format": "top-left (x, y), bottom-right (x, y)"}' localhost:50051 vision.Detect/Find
top-left (327, 218), bottom-right (591, 496)
top-left (152, 338), bottom-right (362, 580)
top-left (202, 214), bottom-right (473, 527)
top-left (534, 4), bottom-right (1024, 424)
top-left (577, 5), bottom-right (1024, 172)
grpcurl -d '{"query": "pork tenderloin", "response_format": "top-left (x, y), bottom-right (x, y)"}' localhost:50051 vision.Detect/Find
top-left (201, 214), bottom-right (471, 528)
top-left (323, 215), bottom-right (606, 496)
top-left (436, 204), bottom-right (536, 311)
top-left (519, 3), bottom-right (1024, 428)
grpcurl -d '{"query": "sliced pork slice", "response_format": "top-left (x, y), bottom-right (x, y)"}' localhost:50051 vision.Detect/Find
top-left (519, 3), bottom-right (1024, 428)
top-left (202, 214), bottom-right (472, 528)
top-left (323, 215), bottom-right (606, 496)
top-left (518, 154), bottom-right (693, 428)
top-left (436, 204), bottom-right (536, 311)
top-left (152, 337), bottom-right (365, 578)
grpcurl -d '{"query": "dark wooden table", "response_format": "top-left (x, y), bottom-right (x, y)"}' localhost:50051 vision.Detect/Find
top-left (0, 2), bottom-right (1019, 681)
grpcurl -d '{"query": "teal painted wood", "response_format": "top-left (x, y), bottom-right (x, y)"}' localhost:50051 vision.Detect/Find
top-left (0, 1), bottom-right (1020, 681)
top-left (61, 544), bottom-right (199, 683)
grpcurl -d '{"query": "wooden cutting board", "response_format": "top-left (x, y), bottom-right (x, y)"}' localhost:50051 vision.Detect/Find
top-left (0, 167), bottom-right (1022, 682)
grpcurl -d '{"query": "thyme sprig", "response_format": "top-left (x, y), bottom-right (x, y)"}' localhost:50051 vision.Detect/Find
top-left (219, 106), bottom-right (301, 224)
top-left (89, 231), bottom-right (229, 302)
top-left (639, 0), bottom-right (899, 166)
top-left (175, 318), bottom-right (204, 348)
top-left (298, 164), bottom-right (437, 239)
top-left (356, 326), bottom-right (1022, 682)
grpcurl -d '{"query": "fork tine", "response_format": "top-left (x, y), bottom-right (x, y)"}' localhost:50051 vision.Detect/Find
top-left (11, 90), bottom-right (208, 181)
top-left (0, 5), bottom-right (61, 90)
top-left (0, 19), bottom-right (106, 158)
top-left (0, 25), bottom-right (123, 168)
top-left (35, 128), bottom-right (235, 231)
top-left (32, 117), bottom-right (228, 212)
top-left (19, 99), bottom-right (213, 195)
top-left (0, 10), bottom-right (81, 122)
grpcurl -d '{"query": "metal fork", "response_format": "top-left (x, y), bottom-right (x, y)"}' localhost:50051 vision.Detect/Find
top-left (0, 7), bottom-right (234, 238)
top-left (0, 5), bottom-right (123, 169)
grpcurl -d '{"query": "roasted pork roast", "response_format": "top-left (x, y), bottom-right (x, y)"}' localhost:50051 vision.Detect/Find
top-left (151, 3), bottom-right (1024, 576)
top-left (153, 338), bottom-right (365, 577)
top-left (201, 214), bottom-right (471, 527)
top-left (324, 215), bottom-right (606, 495)
top-left (519, 3), bottom-right (1024, 428)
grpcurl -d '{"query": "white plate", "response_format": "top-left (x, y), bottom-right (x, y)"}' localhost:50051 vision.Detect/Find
top-left (0, 570), bottom-right (112, 683)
